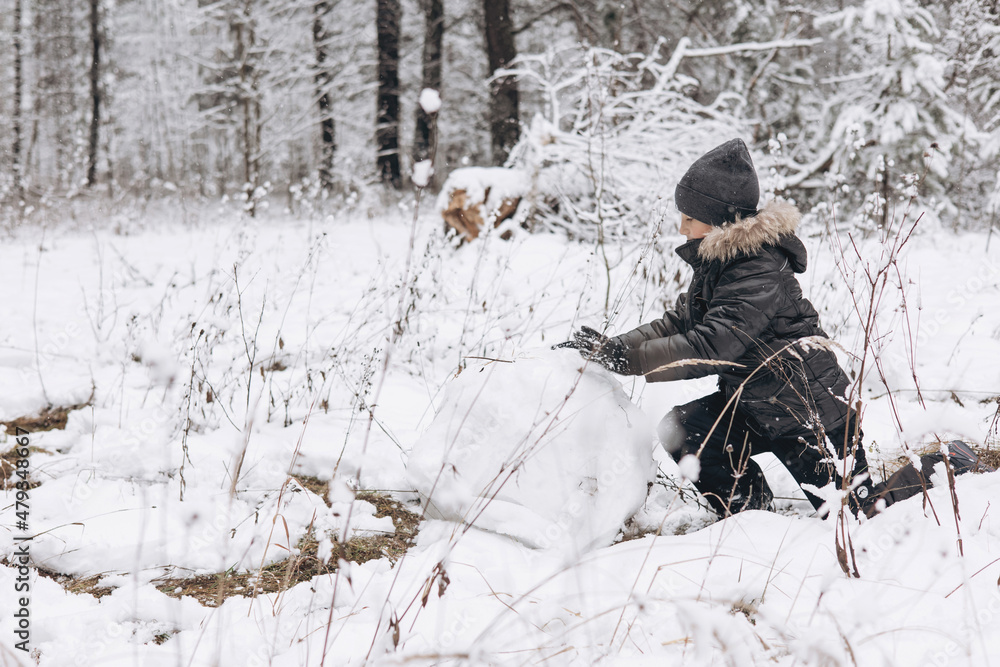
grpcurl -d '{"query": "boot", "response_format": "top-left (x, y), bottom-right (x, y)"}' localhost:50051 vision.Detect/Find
top-left (724, 466), bottom-right (775, 515)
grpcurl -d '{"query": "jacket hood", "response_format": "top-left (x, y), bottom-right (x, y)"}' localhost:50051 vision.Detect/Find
top-left (697, 200), bottom-right (805, 270)
top-left (776, 234), bottom-right (809, 273)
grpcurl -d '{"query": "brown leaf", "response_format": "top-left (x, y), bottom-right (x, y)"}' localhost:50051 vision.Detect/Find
top-left (835, 540), bottom-right (850, 576)
top-left (420, 578), bottom-right (433, 608)
top-left (438, 568), bottom-right (450, 597)
top-left (390, 614), bottom-right (400, 648)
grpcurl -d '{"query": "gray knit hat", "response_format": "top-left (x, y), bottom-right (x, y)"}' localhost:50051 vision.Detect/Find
top-left (675, 139), bottom-right (759, 226)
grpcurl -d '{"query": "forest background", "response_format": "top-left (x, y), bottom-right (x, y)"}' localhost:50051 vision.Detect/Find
top-left (1, 0), bottom-right (998, 234)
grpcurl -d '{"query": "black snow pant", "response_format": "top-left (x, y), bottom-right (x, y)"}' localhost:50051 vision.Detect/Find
top-left (658, 392), bottom-right (871, 517)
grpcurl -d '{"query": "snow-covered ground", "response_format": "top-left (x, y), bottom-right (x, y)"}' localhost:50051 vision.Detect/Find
top-left (1, 201), bottom-right (998, 666)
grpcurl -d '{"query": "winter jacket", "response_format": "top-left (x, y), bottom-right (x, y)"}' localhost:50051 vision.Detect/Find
top-left (615, 200), bottom-right (852, 439)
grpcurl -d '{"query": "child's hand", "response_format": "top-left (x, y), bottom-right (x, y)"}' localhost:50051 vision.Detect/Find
top-left (554, 325), bottom-right (608, 354)
top-left (554, 326), bottom-right (639, 375)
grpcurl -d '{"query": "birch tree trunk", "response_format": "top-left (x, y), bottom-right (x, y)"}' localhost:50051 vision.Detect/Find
top-left (313, 0), bottom-right (335, 190)
top-left (12, 0), bottom-right (25, 203)
top-left (33, 0), bottom-right (79, 188)
top-left (234, 2), bottom-right (262, 215)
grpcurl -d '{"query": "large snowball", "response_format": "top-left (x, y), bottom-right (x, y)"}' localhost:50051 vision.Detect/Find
top-left (407, 351), bottom-right (654, 555)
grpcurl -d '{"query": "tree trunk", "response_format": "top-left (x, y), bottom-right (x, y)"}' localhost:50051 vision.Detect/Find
top-left (34, 0), bottom-right (77, 189)
top-left (376, 0), bottom-right (402, 188)
top-left (235, 3), bottom-right (261, 216)
top-left (87, 0), bottom-right (101, 188)
top-left (313, 0), bottom-right (336, 190)
top-left (483, 0), bottom-right (519, 165)
top-left (413, 0), bottom-right (443, 171)
top-left (12, 0), bottom-right (24, 202)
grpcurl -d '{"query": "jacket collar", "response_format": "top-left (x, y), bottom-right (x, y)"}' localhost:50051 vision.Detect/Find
top-left (696, 200), bottom-right (801, 263)
top-left (675, 238), bottom-right (703, 267)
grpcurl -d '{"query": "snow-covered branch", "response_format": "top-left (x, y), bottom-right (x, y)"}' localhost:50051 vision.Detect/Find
top-left (658, 36), bottom-right (823, 88)
top-left (682, 37), bottom-right (824, 58)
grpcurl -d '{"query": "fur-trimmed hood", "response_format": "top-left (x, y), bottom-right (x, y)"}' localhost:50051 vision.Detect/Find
top-left (697, 200), bottom-right (802, 265)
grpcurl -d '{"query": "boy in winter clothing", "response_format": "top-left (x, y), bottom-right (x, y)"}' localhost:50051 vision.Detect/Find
top-left (559, 139), bottom-right (875, 517)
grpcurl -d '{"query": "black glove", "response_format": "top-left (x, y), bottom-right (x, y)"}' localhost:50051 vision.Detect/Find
top-left (554, 325), bottom-right (638, 375)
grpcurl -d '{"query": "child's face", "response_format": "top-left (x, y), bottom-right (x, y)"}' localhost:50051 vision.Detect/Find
top-left (679, 214), bottom-right (713, 241)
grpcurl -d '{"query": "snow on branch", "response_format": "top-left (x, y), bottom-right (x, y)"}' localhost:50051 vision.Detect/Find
top-left (681, 37), bottom-right (823, 58)
top-left (659, 36), bottom-right (823, 92)
top-left (779, 139), bottom-right (842, 189)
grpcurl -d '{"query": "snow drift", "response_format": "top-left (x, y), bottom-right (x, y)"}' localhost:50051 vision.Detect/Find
top-left (407, 351), bottom-right (655, 555)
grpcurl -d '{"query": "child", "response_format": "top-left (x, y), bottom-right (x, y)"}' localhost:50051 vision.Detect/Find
top-left (558, 138), bottom-right (875, 517)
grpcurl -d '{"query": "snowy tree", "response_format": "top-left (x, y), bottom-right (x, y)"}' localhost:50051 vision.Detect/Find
top-left (85, 0), bottom-right (103, 188)
top-left (412, 0), bottom-right (443, 170)
top-left (186, 0), bottom-right (337, 208)
top-left (193, 0), bottom-right (271, 213)
top-left (376, 0), bottom-right (402, 187)
top-left (483, 0), bottom-right (518, 164)
top-left (9, 0), bottom-right (25, 205)
top-left (792, 0), bottom-right (989, 228)
top-left (31, 0), bottom-right (87, 192)
top-left (938, 0), bottom-right (1000, 228)
top-left (429, 1), bottom-right (490, 171)
top-left (504, 43), bottom-right (749, 240)
top-left (312, 0), bottom-right (336, 191)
